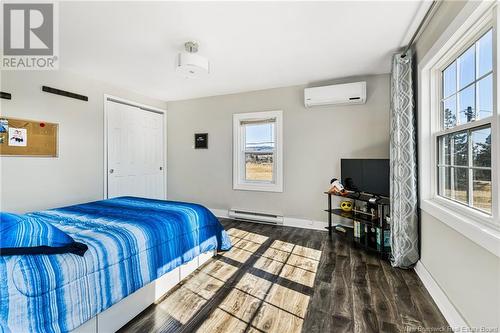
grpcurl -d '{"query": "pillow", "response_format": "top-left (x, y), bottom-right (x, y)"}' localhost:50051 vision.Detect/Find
top-left (0, 212), bottom-right (88, 256)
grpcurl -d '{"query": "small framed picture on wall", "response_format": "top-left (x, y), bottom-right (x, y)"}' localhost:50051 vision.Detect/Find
top-left (194, 133), bottom-right (208, 149)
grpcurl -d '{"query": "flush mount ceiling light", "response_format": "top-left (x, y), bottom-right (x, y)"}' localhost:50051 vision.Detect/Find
top-left (176, 41), bottom-right (210, 78)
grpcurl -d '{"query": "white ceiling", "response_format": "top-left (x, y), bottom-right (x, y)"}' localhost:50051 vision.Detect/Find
top-left (59, 1), bottom-right (428, 101)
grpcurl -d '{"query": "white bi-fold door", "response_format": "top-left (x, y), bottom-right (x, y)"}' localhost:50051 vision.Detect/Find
top-left (106, 99), bottom-right (165, 200)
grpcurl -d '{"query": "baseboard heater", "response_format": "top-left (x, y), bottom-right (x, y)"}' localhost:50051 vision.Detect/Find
top-left (228, 209), bottom-right (284, 225)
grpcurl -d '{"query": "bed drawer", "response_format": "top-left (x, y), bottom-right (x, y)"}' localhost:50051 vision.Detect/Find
top-left (180, 257), bottom-right (199, 280)
top-left (198, 251), bottom-right (215, 267)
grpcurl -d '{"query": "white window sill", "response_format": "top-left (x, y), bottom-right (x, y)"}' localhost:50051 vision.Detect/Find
top-left (233, 182), bottom-right (283, 193)
top-left (421, 198), bottom-right (500, 257)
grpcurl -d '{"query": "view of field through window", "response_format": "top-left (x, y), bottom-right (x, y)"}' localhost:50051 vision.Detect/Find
top-left (244, 121), bottom-right (275, 182)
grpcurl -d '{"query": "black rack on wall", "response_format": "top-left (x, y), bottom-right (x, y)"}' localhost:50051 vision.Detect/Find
top-left (42, 86), bottom-right (88, 101)
top-left (0, 92), bottom-right (12, 100)
top-left (325, 191), bottom-right (391, 260)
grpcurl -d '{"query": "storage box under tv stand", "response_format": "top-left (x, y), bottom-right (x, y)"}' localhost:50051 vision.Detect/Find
top-left (325, 191), bottom-right (391, 260)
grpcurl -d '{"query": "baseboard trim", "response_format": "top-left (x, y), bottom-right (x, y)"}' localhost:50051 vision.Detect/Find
top-left (414, 261), bottom-right (468, 331)
top-left (283, 217), bottom-right (328, 231)
top-left (208, 208), bottom-right (328, 231)
top-left (209, 208), bottom-right (229, 219)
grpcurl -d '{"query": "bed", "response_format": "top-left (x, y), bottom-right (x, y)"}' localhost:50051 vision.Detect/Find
top-left (0, 196), bottom-right (232, 333)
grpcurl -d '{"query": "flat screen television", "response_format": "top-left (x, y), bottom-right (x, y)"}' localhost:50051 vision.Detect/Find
top-left (341, 159), bottom-right (390, 197)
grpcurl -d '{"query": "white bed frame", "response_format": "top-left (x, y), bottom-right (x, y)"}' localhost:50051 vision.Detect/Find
top-left (71, 250), bottom-right (216, 333)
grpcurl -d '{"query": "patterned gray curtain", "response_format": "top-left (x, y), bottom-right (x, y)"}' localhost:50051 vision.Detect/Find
top-left (390, 51), bottom-right (419, 268)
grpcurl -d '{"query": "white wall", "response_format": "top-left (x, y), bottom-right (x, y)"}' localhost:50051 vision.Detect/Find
top-left (0, 70), bottom-right (166, 213)
top-left (420, 211), bottom-right (500, 328)
top-left (166, 74), bottom-right (390, 222)
top-left (415, 0), bottom-right (500, 329)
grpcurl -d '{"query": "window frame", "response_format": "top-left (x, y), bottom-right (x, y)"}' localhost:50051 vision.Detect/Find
top-left (431, 14), bottom-right (496, 222)
top-left (233, 110), bottom-right (283, 192)
top-left (437, 35), bottom-right (494, 213)
top-left (419, 2), bottom-right (500, 257)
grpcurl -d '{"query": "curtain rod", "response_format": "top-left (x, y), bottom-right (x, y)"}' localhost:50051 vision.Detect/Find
top-left (401, 0), bottom-right (439, 58)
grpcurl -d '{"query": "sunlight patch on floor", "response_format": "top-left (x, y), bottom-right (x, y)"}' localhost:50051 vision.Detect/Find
top-left (256, 245), bottom-right (321, 287)
top-left (198, 240), bottom-right (320, 333)
top-left (261, 247), bottom-right (289, 263)
top-left (159, 227), bottom-right (320, 332)
top-left (264, 284), bottom-right (310, 318)
top-left (251, 301), bottom-right (305, 333)
top-left (198, 278), bottom-right (308, 333)
top-left (155, 258), bottom-right (240, 325)
top-left (182, 271), bottom-right (225, 300)
top-left (286, 254), bottom-right (319, 273)
top-left (234, 239), bottom-right (262, 253)
top-left (253, 256), bottom-right (284, 275)
top-left (157, 286), bottom-right (207, 324)
top-left (203, 259), bottom-right (239, 282)
top-left (291, 245), bottom-right (322, 261)
top-left (222, 228), bottom-right (269, 264)
top-left (219, 289), bottom-right (262, 322)
top-left (222, 247), bottom-right (254, 264)
top-left (241, 232), bottom-right (268, 244)
top-left (195, 308), bottom-right (249, 333)
top-left (235, 273), bottom-right (273, 300)
top-left (270, 240), bottom-right (294, 252)
top-left (227, 228), bottom-right (250, 239)
top-left (227, 228), bottom-right (268, 245)
top-left (279, 264), bottom-right (316, 288)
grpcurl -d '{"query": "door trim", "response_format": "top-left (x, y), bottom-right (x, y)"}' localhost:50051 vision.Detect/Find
top-left (103, 94), bottom-right (167, 200)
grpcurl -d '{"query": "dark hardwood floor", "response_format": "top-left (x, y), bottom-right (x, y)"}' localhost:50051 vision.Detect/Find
top-left (119, 219), bottom-right (449, 333)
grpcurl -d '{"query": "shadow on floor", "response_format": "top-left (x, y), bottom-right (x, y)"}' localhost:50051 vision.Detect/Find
top-left (119, 219), bottom-right (449, 333)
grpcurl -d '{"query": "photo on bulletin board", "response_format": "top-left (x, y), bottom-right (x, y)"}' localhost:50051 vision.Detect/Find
top-left (0, 119), bottom-right (8, 144)
top-left (194, 133), bottom-right (208, 149)
top-left (8, 128), bottom-right (27, 147)
top-left (0, 119), bottom-right (8, 133)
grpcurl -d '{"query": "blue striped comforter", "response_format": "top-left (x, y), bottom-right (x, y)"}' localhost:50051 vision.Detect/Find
top-left (0, 197), bottom-right (231, 333)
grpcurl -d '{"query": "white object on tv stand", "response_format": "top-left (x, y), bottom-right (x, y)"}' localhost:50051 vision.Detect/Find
top-left (71, 250), bottom-right (216, 333)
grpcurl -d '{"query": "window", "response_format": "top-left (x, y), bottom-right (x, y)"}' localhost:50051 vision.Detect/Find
top-left (233, 111), bottom-right (283, 192)
top-left (419, 2), bottom-right (499, 256)
top-left (437, 29), bottom-right (493, 214)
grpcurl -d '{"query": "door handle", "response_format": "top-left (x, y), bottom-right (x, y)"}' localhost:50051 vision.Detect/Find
top-left (160, 167), bottom-right (163, 171)
top-left (109, 169), bottom-right (114, 174)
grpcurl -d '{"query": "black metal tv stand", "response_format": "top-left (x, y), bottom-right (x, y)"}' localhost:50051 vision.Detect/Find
top-left (325, 191), bottom-right (391, 259)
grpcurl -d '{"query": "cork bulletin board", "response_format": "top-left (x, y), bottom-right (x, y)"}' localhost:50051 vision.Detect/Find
top-left (0, 117), bottom-right (58, 157)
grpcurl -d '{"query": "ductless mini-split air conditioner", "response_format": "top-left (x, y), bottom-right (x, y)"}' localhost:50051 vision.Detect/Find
top-left (304, 81), bottom-right (367, 107)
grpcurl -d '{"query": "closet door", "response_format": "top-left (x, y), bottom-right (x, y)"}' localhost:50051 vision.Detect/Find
top-left (106, 101), bottom-right (165, 200)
